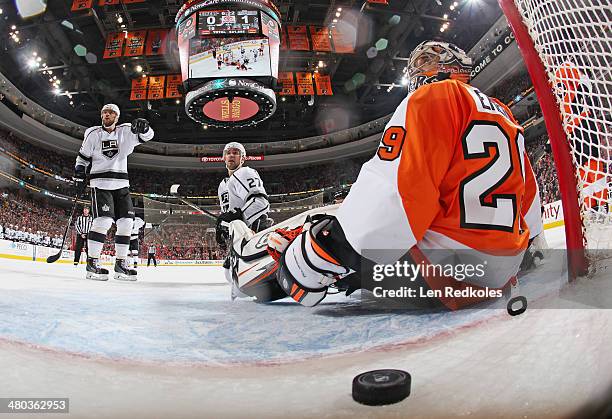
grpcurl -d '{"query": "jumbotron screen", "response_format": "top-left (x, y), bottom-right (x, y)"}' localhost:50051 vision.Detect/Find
top-left (189, 37), bottom-right (271, 79)
top-left (198, 9), bottom-right (260, 35)
top-left (179, 8), bottom-right (280, 81)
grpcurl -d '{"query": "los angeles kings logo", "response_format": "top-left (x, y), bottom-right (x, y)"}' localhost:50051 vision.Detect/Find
top-left (101, 139), bottom-right (119, 159)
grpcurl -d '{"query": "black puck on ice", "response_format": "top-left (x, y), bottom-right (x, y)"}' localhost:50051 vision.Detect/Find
top-left (352, 369), bottom-right (411, 406)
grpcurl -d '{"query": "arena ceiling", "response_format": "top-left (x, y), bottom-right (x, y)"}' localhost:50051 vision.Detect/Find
top-left (0, 0), bottom-right (502, 144)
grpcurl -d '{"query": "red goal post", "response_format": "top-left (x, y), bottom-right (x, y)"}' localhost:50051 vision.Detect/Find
top-left (499, 0), bottom-right (611, 278)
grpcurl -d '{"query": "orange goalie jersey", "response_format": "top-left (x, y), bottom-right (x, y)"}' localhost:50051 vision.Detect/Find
top-left (336, 79), bottom-right (543, 305)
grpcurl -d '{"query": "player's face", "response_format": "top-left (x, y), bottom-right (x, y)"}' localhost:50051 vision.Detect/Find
top-left (101, 109), bottom-right (117, 127)
top-left (224, 148), bottom-right (243, 170)
top-left (83, 208), bottom-right (89, 216)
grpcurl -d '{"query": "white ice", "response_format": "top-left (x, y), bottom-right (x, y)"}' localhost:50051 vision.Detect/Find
top-left (0, 226), bottom-right (611, 418)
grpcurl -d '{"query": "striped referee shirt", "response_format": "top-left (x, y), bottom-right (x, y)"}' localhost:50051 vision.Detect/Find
top-left (148, 245), bottom-right (156, 254)
top-left (75, 215), bottom-right (93, 235)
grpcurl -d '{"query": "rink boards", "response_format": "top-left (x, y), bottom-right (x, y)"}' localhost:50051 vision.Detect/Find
top-left (0, 239), bottom-right (222, 266)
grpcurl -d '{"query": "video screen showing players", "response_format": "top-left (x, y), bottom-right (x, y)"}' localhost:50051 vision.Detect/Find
top-left (188, 37), bottom-right (271, 79)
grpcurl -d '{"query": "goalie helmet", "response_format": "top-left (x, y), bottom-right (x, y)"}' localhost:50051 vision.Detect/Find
top-left (407, 41), bottom-right (473, 93)
top-left (223, 141), bottom-right (246, 157)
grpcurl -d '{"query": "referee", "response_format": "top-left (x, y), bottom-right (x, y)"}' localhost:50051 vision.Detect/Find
top-left (147, 244), bottom-right (157, 267)
top-left (74, 207), bottom-right (93, 265)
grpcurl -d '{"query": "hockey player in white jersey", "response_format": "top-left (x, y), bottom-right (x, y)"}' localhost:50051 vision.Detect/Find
top-left (216, 141), bottom-right (273, 247)
top-left (74, 103), bottom-right (154, 281)
top-left (217, 142), bottom-right (273, 300)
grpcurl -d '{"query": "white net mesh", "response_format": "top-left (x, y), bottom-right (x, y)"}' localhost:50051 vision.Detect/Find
top-left (269, 192), bottom-right (325, 222)
top-left (513, 0), bottom-right (612, 252)
top-left (140, 192), bottom-right (326, 260)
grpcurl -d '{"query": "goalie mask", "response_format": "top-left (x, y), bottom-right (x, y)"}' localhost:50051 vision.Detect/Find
top-left (407, 41), bottom-right (473, 93)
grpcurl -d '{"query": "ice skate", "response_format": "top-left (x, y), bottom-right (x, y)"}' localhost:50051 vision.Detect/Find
top-left (114, 258), bottom-right (137, 281)
top-left (86, 257), bottom-right (109, 281)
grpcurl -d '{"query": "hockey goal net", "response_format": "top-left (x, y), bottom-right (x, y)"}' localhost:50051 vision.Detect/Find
top-left (499, 0), bottom-right (612, 277)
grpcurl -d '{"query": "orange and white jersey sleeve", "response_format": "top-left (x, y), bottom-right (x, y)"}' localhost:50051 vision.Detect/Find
top-left (336, 81), bottom-right (460, 263)
top-left (337, 80), bottom-right (541, 289)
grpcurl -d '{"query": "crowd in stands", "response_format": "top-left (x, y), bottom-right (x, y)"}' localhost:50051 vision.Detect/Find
top-left (142, 224), bottom-right (223, 260)
top-left (95, 223), bottom-right (223, 260)
top-left (490, 71), bottom-right (534, 105)
top-left (0, 128), bottom-right (366, 197)
top-left (527, 134), bottom-right (561, 204)
top-left (0, 191), bottom-right (66, 247)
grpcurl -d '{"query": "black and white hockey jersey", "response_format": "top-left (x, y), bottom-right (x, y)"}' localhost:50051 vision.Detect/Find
top-left (75, 123), bottom-right (154, 190)
top-left (218, 166), bottom-right (269, 227)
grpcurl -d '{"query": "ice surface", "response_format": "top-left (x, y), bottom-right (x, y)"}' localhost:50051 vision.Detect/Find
top-left (0, 226), bottom-right (610, 418)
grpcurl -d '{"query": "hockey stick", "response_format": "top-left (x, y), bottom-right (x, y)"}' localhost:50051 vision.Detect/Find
top-left (170, 184), bottom-right (218, 221)
top-left (46, 182), bottom-right (87, 263)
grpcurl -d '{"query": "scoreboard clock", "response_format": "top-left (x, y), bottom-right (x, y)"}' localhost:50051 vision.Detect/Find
top-left (198, 9), bottom-right (260, 35)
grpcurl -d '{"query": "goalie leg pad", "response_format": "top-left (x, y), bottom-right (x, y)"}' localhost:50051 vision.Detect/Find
top-left (277, 252), bottom-right (328, 307)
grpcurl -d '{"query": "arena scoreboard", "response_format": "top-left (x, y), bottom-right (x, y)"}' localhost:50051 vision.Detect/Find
top-left (198, 10), bottom-right (260, 35)
top-left (176, 0), bottom-right (281, 128)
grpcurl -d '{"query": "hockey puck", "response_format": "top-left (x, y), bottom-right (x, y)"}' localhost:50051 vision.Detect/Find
top-left (352, 369), bottom-right (411, 406)
top-left (507, 295), bottom-right (528, 316)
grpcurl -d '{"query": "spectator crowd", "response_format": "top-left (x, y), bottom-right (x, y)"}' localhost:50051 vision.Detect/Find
top-left (0, 191), bottom-right (66, 247)
top-left (0, 128), bottom-right (365, 197)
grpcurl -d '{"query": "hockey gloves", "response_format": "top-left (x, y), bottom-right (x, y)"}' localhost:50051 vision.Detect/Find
top-left (131, 118), bottom-right (150, 134)
top-left (74, 165), bottom-right (86, 182)
top-left (215, 208), bottom-right (243, 248)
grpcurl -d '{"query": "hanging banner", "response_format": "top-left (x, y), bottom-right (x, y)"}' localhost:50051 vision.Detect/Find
top-left (71, 0), bottom-right (92, 11)
top-left (280, 26), bottom-right (288, 50)
top-left (331, 27), bottom-right (355, 53)
top-left (147, 75), bottom-right (166, 100)
top-left (309, 26), bottom-right (332, 52)
top-left (296, 72), bottom-right (314, 95)
top-left (287, 25), bottom-right (310, 51)
top-left (130, 77), bottom-right (148, 101)
top-left (165, 74), bottom-right (182, 98)
top-left (124, 30), bottom-right (147, 57)
top-left (145, 29), bottom-right (169, 56)
top-left (103, 32), bottom-right (125, 59)
top-left (367, 0), bottom-right (389, 4)
top-left (314, 73), bottom-right (333, 96)
top-left (278, 72), bottom-right (296, 95)
top-left (98, 0), bottom-right (119, 5)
